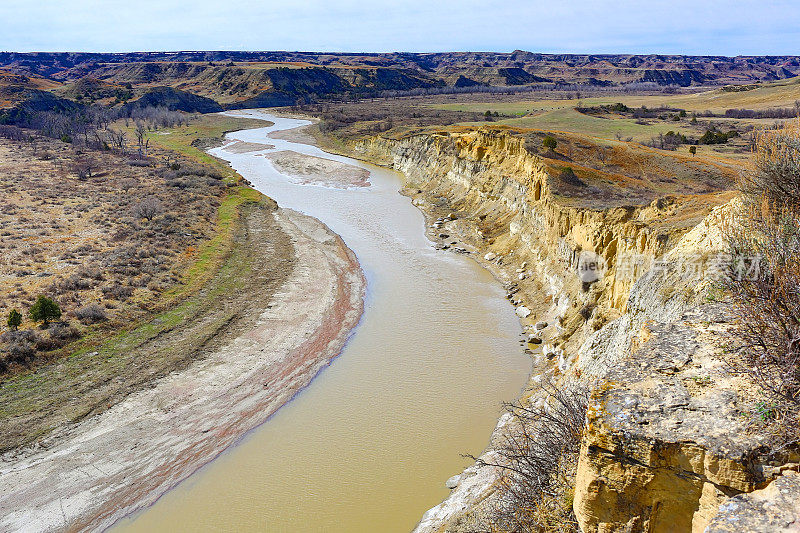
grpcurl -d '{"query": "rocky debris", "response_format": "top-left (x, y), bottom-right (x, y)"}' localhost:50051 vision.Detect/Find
top-left (706, 471), bottom-right (800, 533)
top-left (445, 475), bottom-right (461, 490)
top-left (515, 306), bottom-right (531, 318)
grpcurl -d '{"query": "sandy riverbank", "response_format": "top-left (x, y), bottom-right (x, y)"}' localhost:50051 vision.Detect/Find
top-left (264, 150), bottom-right (370, 188)
top-left (0, 207), bottom-right (365, 532)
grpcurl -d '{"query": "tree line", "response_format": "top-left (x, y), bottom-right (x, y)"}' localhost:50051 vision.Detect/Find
top-left (1, 101), bottom-right (190, 156)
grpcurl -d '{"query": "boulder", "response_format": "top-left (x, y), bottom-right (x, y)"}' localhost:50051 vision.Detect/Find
top-left (484, 252), bottom-right (497, 261)
top-left (445, 475), bottom-right (461, 490)
top-left (706, 471), bottom-right (800, 532)
top-left (573, 308), bottom-right (770, 533)
top-left (515, 306), bottom-right (531, 318)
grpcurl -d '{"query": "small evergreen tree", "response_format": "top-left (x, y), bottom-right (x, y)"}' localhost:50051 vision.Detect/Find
top-left (559, 167), bottom-right (584, 187)
top-left (543, 136), bottom-right (558, 151)
top-left (689, 146), bottom-right (697, 156)
top-left (7, 309), bottom-right (22, 331)
top-left (30, 296), bottom-right (61, 327)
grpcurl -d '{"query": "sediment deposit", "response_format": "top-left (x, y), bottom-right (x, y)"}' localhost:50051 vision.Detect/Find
top-left (0, 207), bottom-right (365, 532)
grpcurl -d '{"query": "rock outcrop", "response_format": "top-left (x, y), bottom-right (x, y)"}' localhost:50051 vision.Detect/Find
top-left (573, 305), bottom-right (768, 533)
top-left (568, 199), bottom-right (791, 532)
top-left (355, 130), bottom-right (713, 342)
top-left (706, 471), bottom-right (800, 533)
top-left (352, 128), bottom-right (788, 532)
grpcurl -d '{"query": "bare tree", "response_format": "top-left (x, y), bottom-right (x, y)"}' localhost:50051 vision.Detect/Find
top-left (107, 129), bottom-right (127, 152)
top-left (722, 124), bottom-right (800, 447)
top-left (598, 146), bottom-right (608, 165)
top-left (134, 121), bottom-right (149, 156)
top-left (71, 158), bottom-right (95, 180)
top-left (469, 378), bottom-right (590, 532)
top-left (92, 130), bottom-right (106, 150)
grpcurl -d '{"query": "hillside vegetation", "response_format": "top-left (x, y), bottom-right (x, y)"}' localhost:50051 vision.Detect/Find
top-left (0, 112), bottom-right (292, 451)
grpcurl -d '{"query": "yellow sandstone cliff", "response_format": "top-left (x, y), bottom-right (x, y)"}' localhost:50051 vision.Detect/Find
top-left (351, 128), bottom-right (795, 532)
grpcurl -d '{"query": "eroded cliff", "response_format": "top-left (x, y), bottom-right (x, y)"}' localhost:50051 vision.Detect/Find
top-left (350, 127), bottom-right (796, 532)
top-left (355, 129), bottom-right (727, 362)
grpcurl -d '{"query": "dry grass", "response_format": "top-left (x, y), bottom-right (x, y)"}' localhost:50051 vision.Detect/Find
top-left (0, 131), bottom-right (227, 373)
top-left (298, 94), bottom-right (741, 209)
top-left (0, 112), bottom-right (298, 449)
top-left (516, 128), bottom-right (739, 208)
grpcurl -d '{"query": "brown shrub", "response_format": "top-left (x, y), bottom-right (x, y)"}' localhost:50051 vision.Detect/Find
top-left (722, 124), bottom-right (800, 447)
top-left (471, 378), bottom-right (590, 532)
top-left (75, 303), bottom-right (108, 324)
top-left (740, 126), bottom-right (800, 208)
top-left (1, 330), bottom-right (39, 365)
top-left (102, 284), bottom-right (134, 300)
top-left (132, 196), bottom-right (163, 221)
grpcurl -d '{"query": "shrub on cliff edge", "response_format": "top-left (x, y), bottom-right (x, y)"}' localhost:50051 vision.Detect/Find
top-left (470, 378), bottom-right (589, 532)
top-left (722, 124), bottom-right (800, 447)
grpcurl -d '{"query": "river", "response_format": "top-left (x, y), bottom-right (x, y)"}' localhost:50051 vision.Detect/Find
top-left (113, 111), bottom-right (530, 532)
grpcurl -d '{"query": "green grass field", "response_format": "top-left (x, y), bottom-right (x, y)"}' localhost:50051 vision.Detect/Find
top-left (490, 108), bottom-right (695, 143)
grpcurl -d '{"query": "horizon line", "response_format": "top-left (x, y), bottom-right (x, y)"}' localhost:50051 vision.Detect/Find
top-left (2, 49), bottom-right (800, 59)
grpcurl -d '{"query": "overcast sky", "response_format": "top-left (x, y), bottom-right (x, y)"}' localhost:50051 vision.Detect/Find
top-left (1, 0), bottom-right (798, 55)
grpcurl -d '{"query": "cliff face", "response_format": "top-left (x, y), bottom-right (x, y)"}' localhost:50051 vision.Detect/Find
top-left (356, 130), bottom-right (708, 356)
top-left (571, 201), bottom-right (768, 533)
top-left (353, 129), bottom-right (796, 532)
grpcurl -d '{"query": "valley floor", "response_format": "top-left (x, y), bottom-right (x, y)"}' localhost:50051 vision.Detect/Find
top-left (0, 204), bottom-right (364, 531)
top-left (0, 114), bottom-right (365, 530)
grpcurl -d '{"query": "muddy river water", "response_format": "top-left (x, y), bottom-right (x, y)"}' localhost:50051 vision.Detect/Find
top-left (113, 111), bottom-right (530, 532)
